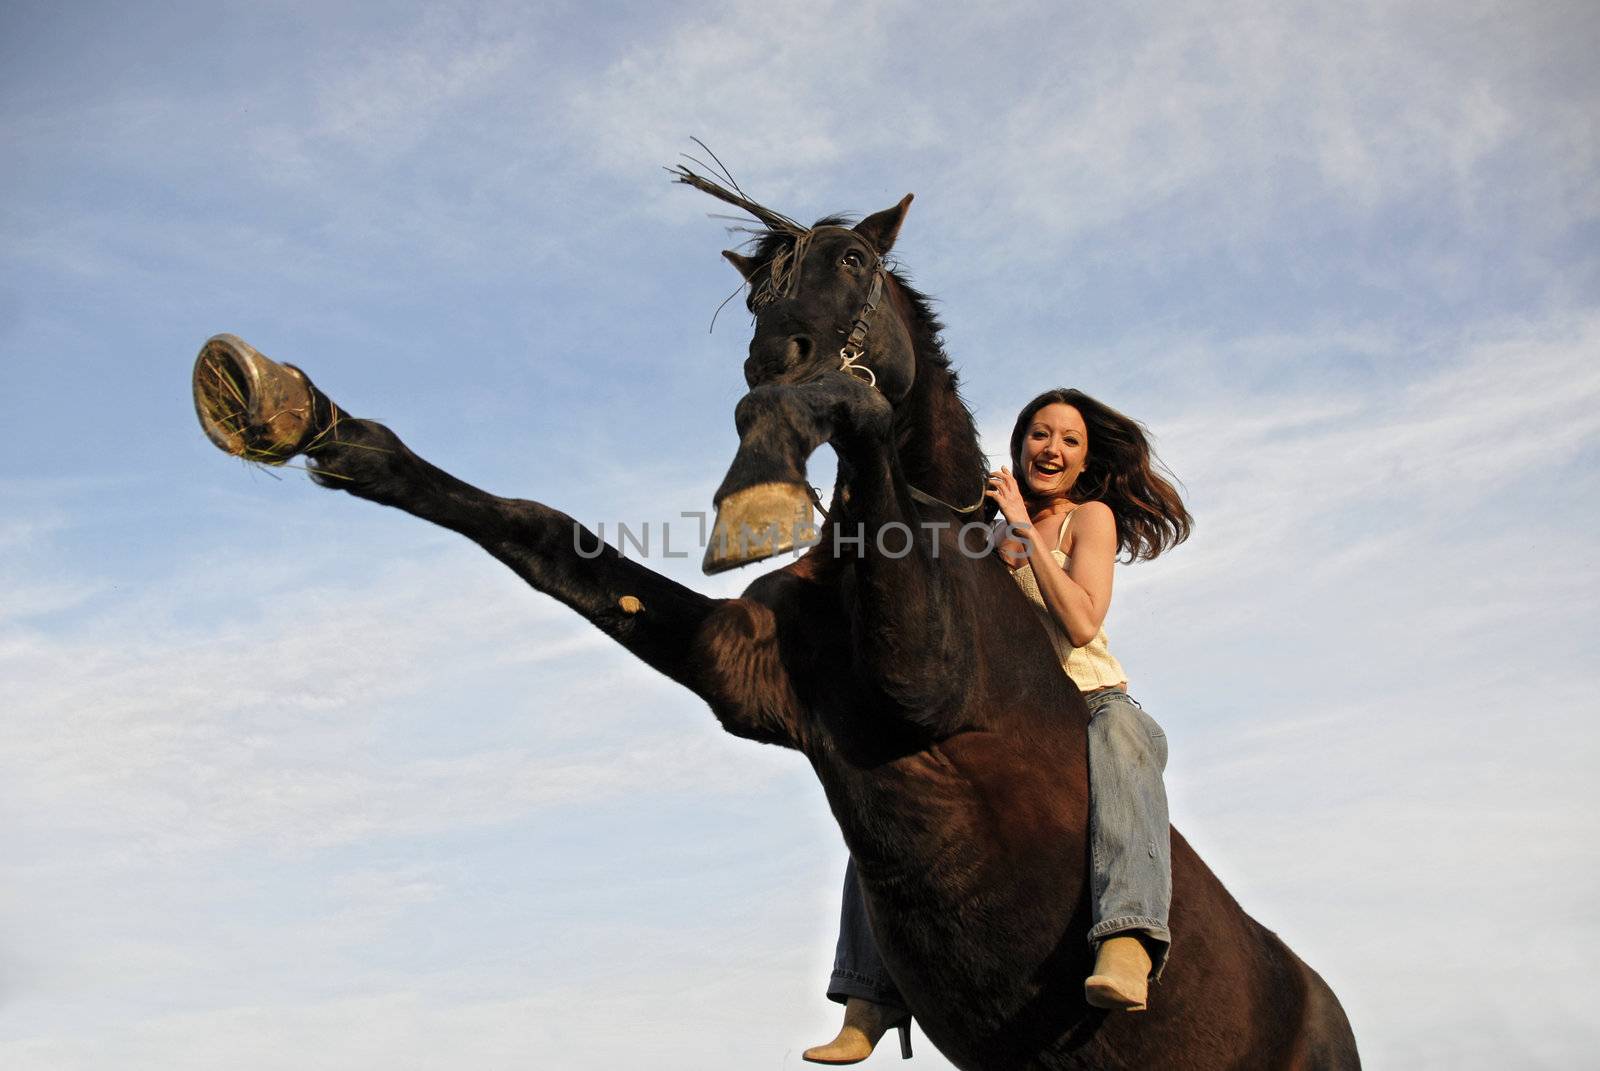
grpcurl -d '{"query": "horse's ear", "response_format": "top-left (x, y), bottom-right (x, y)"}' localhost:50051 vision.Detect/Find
top-left (853, 194), bottom-right (914, 255)
top-left (722, 250), bottom-right (761, 281)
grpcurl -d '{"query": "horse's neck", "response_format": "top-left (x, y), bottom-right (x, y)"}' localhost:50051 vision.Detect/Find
top-left (895, 356), bottom-right (986, 509)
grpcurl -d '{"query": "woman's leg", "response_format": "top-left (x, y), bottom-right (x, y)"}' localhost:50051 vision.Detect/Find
top-left (826, 857), bottom-right (908, 1009)
top-left (806, 859), bottom-right (911, 1063)
top-left (1085, 689), bottom-right (1173, 978)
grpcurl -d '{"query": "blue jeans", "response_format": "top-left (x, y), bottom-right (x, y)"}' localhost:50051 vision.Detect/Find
top-left (826, 688), bottom-right (1172, 1005)
top-left (1082, 688), bottom-right (1171, 974)
top-left (825, 855), bottom-right (907, 1009)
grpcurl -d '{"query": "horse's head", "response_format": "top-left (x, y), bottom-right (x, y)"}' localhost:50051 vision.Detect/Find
top-left (723, 197), bottom-right (917, 401)
top-left (674, 167), bottom-right (981, 574)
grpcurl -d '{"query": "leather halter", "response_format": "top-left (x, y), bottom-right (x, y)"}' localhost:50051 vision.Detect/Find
top-left (835, 266), bottom-right (885, 389)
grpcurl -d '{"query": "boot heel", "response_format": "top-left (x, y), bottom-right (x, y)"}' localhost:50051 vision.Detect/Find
top-left (897, 1019), bottom-right (912, 1059)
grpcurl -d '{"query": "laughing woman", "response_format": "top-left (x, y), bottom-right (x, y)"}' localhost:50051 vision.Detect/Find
top-left (803, 388), bottom-right (1192, 1064)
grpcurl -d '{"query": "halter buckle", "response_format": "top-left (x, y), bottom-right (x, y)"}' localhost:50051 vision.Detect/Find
top-left (838, 348), bottom-right (877, 388)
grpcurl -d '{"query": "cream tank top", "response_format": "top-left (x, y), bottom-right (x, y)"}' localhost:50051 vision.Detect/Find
top-left (1007, 509), bottom-right (1128, 692)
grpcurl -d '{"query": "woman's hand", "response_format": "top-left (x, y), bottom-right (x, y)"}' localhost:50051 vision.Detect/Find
top-left (986, 467), bottom-right (1031, 530)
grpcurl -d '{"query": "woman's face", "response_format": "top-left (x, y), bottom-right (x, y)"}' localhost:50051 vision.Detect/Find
top-left (1020, 402), bottom-right (1089, 499)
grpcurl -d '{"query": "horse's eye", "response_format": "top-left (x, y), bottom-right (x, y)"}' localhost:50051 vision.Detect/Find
top-left (842, 250), bottom-right (865, 269)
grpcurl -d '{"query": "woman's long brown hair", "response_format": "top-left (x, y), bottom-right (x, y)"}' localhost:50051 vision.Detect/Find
top-left (1008, 388), bottom-right (1192, 563)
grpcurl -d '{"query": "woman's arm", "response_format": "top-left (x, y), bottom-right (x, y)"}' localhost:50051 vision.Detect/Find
top-left (1026, 500), bottom-right (1116, 648)
top-left (987, 469), bottom-right (1117, 648)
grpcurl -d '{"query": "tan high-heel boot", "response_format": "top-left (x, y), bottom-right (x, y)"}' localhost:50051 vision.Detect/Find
top-left (802, 996), bottom-right (914, 1064)
top-left (1084, 935), bottom-right (1152, 1012)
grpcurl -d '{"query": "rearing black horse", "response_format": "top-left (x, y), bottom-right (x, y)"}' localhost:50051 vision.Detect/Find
top-left (192, 171), bottom-right (1359, 1070)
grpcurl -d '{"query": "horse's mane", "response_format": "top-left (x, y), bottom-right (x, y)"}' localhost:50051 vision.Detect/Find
top-left (873, 262), bottom-right (987, 509)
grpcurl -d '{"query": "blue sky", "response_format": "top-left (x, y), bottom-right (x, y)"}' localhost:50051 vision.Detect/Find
top-left (2, 2), bottom-right (1597, 1068)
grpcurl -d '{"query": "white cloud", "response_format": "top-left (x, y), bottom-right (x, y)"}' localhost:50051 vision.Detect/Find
top-left (303, 16), bottom-right (526, 160)
top-left (1084, 313), bottom-right (1600, 598)
top-left (0, 523), bottom-right (794, 865)
top-left (987, 3), bottom-right (1584, 240)
top-left (566, 0), bottom-right (968, 224)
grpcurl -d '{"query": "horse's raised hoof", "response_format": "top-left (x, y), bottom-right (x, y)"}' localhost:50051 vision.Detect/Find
top-left (192, 333), bottom-right (318, 464)
top-left (702, 481), bottom-right (819, 574)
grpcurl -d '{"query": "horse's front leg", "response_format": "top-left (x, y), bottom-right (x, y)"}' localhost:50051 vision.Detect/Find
top-left (711, 375), bottom-right (977, 722)
top-left (192, 335), bottom-right (802, 746)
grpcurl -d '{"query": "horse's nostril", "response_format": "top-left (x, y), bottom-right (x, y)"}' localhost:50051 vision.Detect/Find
top-left (789, 336), bottom-right (813, 364)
